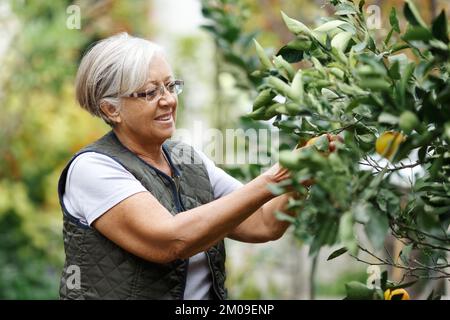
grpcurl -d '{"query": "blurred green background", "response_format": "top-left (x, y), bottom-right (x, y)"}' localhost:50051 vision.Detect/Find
top-left (0, 0), bottom-right (448, 299)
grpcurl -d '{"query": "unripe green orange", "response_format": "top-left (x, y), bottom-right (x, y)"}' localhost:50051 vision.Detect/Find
top-left (399, 111), bottom-right (419, 134)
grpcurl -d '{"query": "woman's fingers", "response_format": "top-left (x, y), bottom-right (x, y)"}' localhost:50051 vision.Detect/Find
top-left (300, 178), bottom-right (315, 187)
top-left (325, 134), bottom-right (343, 153)
top-left (263, 162), bottom-right (292, 183)
top-left (329, 141), bottom-right (336, 152)
top-left (327, 133), bottom-right (344, 143)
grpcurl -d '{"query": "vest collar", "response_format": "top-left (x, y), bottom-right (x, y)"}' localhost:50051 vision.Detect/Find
top-left (110, 131), bottom-right (182, 178)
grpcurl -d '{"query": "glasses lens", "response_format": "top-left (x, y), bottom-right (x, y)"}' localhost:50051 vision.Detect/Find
top-left (145, 88), bottom-right (159, 101)
top-left (139, 80), bottom-right (184, 101)
top-left (173, 80), bottom-right (184, 95)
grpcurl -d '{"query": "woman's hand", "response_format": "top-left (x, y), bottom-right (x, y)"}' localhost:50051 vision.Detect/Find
top-left (261, 162), bottom-right (291, 184)
top-left (262, 133), bottom-right (343, 187)
top-left (299, 133), bottom-right (344, 153)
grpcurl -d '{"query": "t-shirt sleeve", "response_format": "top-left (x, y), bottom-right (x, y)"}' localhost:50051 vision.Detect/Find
top-left (193, 147), bottom-right (244, 199)
top-left (62, 152), bottom-right (147, 226)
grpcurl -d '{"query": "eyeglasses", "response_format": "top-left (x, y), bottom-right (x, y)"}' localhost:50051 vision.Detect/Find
top-left (128, 80), bottom-right (184, 102)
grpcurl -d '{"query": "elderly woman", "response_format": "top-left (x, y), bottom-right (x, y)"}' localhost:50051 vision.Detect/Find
top-left (58, 33), bottom-right (336, 300)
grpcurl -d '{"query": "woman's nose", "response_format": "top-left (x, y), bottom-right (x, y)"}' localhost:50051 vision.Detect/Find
top-left (158, 89), bottom-right (176, 106)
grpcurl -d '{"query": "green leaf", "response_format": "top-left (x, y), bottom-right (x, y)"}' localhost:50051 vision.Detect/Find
top-left (357, 133), bottom-right (376, 145)
top-left (267, 183), bottom-right (285, 196)
top-left (273, 55), bottom-right (296, 80)
top-left (352, 201), bottom-right (371, 223)
top-left (345, 281), bottom-right (377, 300)
top-left (402, 26), bottom-right (433, 41)
top-left (327, 247), bottom-right (348, 261)
top-left (253, 89), bottom-right (275, 111)
top-left (359, 78), bottom-right (391, 91)
top-left (378, 112), bottom-right (399, 125)
top-left (314, 20), bottom-right (346, 33)
top-left (290, 70), bottom-right (304, 102)
top-left (274, 210), bottom-right (296, 224)
top-left (339, 211), bottom-right (356, 254)
top-left (286, 37), bottom-right (312, 51)
top-left (279, 150), bottom-right (301, 170)
top-left (431, 10), bottom-right (449, 44)
top-left (404, 0), bottom-right (427, 28)
top-left (376, 188), bottom-right (399, 214)
top-left (263, 103), bottom-right (283, 120)
top-left (246, 107), bottom-right (267, 120)
top-left (389, 7), bottom-right (400, 33)
top-left (253, 39), bottom-right (272, 69)
top-left (335, 3), bottom-right (357, 16)
top-left (267, 76), bottom-right (291, 97)
top-left (311, 57), bottom-right (326, 76)
top-left (285, 102), bottom-right (305, 116)
top-left (399, 62), bottom-right (415, 107)
top-left (364, 207), bottom-right (389, 250)
top-left (281, 11), bottom-right (312, 37)
top-left (331, 31), bottom-right (353, 52)
top-left (321, 88), bottom-right (339, 100)
top-left (310, 218), bottom-right (339, 256)
top-left (388, 60), bottom-right (401, 79)
top-left (445, 122), bottom-right (450, 141)
top-left (354, 32), bottom-right (370, 52)
top-left (358, 0), bottom-right (366, 14)
top-left (223, 52), bottom-right (248, 69)
top-left (384, 28), bottom-right (395, 46)
top-left (329, 67), bottom-right (345, 79)
top-left (380, 271), bottom-right (388, 291)
top-left (399, 243), bottom-right (413, 265)
top-left (364, 167), bottom-right (388, 200)
top-left (418, 145), bottom-right (428, 163)
top-left (276, 45), bottom-right (304, 63)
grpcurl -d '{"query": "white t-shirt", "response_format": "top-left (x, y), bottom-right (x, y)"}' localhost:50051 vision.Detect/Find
top-left (62, 147), bottom-right (243, 300)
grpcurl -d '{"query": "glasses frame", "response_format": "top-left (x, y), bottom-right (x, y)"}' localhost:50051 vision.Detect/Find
top-left (128, 79), bottom-right (184, 102)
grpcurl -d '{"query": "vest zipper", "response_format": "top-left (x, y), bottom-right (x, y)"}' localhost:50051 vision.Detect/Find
top-left (173, 175), bottom-right (185, 211)
top-left (112, 134), bottom-right (190, 299)
top-left (130, 152), bottom-right (189, 298)
top-left (156, 173), bottom-right (189, 299)
top-left (206, 251), bottom-right (223, 300)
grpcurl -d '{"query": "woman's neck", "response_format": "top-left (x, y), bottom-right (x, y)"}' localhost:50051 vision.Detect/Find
top-left (113, 129), bottom-right (168, 169)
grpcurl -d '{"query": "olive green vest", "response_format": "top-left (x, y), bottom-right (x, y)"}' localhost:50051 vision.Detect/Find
top-left (57, 131), bottom-right (227, 299)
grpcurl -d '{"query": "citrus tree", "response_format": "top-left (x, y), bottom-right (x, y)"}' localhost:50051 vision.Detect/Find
top-left (203, 0), bottom-right (449, 299)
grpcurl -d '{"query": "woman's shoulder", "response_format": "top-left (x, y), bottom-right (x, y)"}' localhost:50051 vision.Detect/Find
top-left (67, 151), bottom-right (133, 183)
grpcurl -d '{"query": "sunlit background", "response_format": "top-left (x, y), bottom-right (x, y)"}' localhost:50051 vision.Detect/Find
top-left (0, 0), bottom-right (449, 299)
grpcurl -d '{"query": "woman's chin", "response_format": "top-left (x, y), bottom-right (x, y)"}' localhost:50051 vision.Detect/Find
top-left (157, 126), bottom-right (176, 141)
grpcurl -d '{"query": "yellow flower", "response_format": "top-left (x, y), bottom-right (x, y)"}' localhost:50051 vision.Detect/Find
top-left (384, 288), bottom-right (410, 300)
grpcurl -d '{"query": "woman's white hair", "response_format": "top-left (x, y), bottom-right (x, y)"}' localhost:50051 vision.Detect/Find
top-left (75, 32), bottom-right (164, 125)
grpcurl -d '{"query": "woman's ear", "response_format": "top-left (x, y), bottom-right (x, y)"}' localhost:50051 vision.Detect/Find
top-left (100, 101), bottom-right (121, 124)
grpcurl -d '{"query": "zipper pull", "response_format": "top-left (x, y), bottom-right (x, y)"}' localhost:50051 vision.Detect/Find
top-left (173, 175), bottom-right (180, 192)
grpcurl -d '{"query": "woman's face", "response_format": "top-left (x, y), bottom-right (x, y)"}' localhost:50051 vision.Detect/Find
top-left (118, 53), bottom-right (178, 144)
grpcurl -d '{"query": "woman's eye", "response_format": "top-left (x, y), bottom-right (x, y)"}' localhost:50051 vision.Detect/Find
top-left (146, 89), bottom-right (158, 98)
top-left (167, 83), bottom-right (176, 92)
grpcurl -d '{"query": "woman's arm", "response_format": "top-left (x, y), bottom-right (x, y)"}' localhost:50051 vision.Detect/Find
top-left (227, 134), bottom-right (342, 242)
top-left (92, 166), bottom-right (289, 264)
top-left (226, 191), bottom-right (301, 243)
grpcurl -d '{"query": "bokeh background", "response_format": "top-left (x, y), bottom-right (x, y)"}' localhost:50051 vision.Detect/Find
top-left (0, 0), bottom-right (449, 299)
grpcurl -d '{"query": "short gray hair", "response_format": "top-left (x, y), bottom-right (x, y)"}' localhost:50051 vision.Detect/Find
top-left (75, 32), bottom-right (164, 125)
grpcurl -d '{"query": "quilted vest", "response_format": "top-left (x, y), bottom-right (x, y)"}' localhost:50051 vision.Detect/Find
top-left (57, 131), bottom-right (227, 299)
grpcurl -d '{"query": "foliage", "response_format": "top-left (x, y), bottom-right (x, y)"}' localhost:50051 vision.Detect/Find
top-left (248, 0), bottom-right (450, 286)
top-left (202, 0), bottom-right (450, 296)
